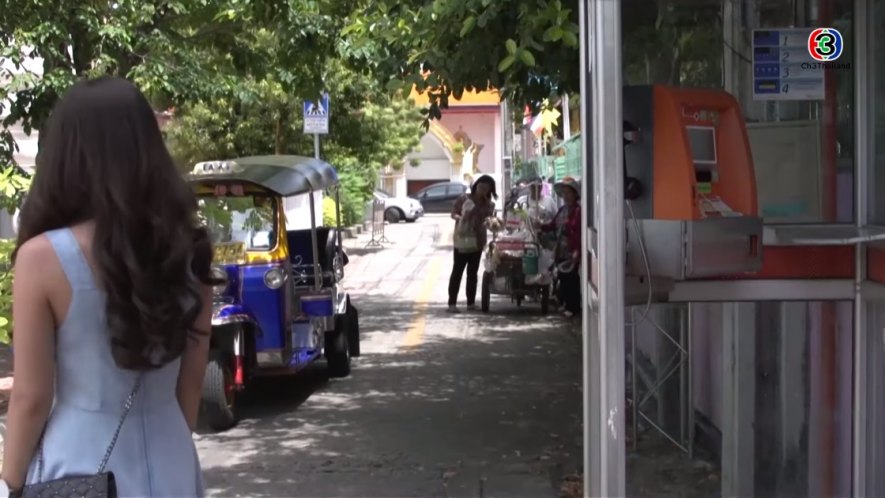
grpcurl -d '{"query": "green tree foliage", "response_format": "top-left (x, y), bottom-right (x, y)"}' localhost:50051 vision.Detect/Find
top-left (622, 0), bottom-right (722, 87)
top-left (344, 0), bottom-right (580, 118)
top-left (164, 61), bottom-right (423, 226)
top-left (322, 196), bottom-right (338, 227)
top-left (0, 0), bottom-right (346, 168)
top-left (0, 239), bottom-right (13, 344)
top-left (345, 0), bottom-right (722, 120)
top-left (0, 0), bottom-right (403, 343)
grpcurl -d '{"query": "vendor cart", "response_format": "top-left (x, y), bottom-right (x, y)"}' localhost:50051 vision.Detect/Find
top-left (480, 197), bottom-right (554, 313)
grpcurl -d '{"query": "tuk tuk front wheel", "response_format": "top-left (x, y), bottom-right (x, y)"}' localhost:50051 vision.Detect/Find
top-left (326, 317), bottom-right (352, 378)
top-left (345, 298), bottom-right (361, 357)
top-left (202, 350), bottom-right (239, 431)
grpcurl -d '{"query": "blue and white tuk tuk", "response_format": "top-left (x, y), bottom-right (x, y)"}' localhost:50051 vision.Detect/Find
top-left (187, 155), bottom-right (360, 431)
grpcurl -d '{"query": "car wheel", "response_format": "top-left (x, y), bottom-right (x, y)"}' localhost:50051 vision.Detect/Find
top-left (385, 208), bottom-right (402, 224)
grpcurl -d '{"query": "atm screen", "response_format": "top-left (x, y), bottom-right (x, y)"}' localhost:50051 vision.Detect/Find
top-left (686, 126), bottom-right (717, 166)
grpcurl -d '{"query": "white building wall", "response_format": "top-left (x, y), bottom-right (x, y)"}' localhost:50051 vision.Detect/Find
top-left (404, 133), bottom-right (453, 186)
top-left (405, 158), bottom-right (451, 181)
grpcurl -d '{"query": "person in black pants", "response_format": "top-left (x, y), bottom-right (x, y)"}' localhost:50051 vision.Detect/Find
top-left (447, 175), bottom-right (497, 312)
top-left (448, 250), bottom-right (483, 311)
top-left (542, 177), bottom-right (582, 317)
top-left (557, 263), bottom-right (581, 316)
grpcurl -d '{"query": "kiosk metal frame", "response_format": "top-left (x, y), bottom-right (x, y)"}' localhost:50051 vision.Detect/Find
top-left (580, 0), bottom-right (625, 495)
top-left (579, 0), bottom-right (878, 494)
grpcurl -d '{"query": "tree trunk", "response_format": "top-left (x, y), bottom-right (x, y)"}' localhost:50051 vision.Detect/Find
top-left (274, 107), bottom-right (290, 154)
top-left (274, 114), bottom-right (284, 155)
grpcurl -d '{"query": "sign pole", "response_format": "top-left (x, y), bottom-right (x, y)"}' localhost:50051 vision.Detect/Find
top-left (303, 94), bottom-right (329, 281)
top-left (314, 133), bottom-right (320, 160)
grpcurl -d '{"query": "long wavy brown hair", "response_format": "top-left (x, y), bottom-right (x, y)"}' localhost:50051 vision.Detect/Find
top-left (14, 76), bottom-right (216, 370)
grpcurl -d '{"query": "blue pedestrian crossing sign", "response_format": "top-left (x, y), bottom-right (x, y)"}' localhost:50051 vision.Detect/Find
top-left (303, 93), bottom-right (330, 134)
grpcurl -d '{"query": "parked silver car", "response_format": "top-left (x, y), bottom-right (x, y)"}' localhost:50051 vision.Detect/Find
top-left (374, 189), bottom-right (424, 223)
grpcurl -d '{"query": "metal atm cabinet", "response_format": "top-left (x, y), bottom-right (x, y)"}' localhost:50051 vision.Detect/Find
top-left (622, 85), bottom-right (763, 284)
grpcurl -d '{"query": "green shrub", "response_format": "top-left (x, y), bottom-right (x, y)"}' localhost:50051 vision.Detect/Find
top-left (0, 239), bottom-right (14, 344)
top-left (339, 194), bottom-right (363, 226)
top-left (322, 195), bottom-right (339, 227)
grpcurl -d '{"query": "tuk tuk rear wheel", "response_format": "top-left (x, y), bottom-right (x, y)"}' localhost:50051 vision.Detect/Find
top-left (326, 317), bottom-right (352, 378)
top-left (202, 350), bottom-right (238, 431)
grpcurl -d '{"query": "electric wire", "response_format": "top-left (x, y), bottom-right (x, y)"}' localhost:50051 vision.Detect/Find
top-left (625, 199), bottom-right (653, 327)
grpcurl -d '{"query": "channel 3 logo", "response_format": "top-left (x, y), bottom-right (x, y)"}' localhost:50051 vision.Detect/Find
top-left (808, 27), bottom-right (843, 61)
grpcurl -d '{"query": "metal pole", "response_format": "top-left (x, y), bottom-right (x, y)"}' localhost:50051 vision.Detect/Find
top-left (591, 0), bottom-right (626, 494)
top-left (310, 133), bottom-right (322, 290)
top-left (687, 302), bottom-right (695, 460)
top-left (853, 0), bottom-right (871, 491)
top-left (335, 187), bottom-right (343, 265)
top-left (562, 93), bottom-right (571, 140)
top-left (679, 306), bottom-right (687, 451)
top-left (308, 189), bottom-right (322, 291)
top-left (578, 0), bottom-right (598, 491)
top-left (631, 310), bottom-right (638, 453)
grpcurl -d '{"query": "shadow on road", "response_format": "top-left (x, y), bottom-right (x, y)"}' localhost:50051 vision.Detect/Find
top-left (197, 285), bottom-right (720, 498)
top-left (197, 292), bottom-right (583, 498)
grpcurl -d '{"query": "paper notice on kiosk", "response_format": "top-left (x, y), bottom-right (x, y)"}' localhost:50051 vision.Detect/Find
top-left (698, 196), bottom-right (742, 218)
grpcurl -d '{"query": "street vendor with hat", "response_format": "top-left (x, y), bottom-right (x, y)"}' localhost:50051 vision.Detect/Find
top-left (541, 176), bottom-right (582, 318)
top-left (525, 179), bottom-right (558, 226)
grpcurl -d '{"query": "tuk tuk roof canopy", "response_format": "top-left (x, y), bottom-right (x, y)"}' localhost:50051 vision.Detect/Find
top-left (187, 155), bottom-right (339, 196)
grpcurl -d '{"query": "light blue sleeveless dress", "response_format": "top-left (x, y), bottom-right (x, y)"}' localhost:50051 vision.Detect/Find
top-left (24, 228), bottom-right (204, 497)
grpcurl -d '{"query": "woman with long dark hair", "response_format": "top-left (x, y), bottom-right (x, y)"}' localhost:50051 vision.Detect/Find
top-left (1, 77), bottom-right (215, 497)
top-left (448, 175), bottom-right (497, 312)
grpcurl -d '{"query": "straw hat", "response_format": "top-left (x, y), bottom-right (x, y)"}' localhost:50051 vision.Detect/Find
top-left (554, 176), bottom-right (581, 198)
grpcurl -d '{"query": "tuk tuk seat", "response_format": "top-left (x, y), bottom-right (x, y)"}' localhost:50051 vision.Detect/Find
top-left (286, 228), bottom-right (347, 286)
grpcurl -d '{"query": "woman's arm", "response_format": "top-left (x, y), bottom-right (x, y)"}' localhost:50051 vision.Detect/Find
top-left (568, 206), bottom-right (582, 260)
top-left (540, 206), bottom-right (563, 232)
top-left (176, 284), bottom-right (212, 431)
top-left (2, 238), bottom-right (57, 491)
top-left (451, 195), bottom-right (465, 221)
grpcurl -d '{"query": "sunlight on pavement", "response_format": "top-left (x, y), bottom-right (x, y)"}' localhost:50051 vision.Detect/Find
top-left (400, 256), bottom-right (443, 348)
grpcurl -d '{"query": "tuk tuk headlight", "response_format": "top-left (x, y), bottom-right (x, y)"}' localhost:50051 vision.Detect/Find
top-left (211, 266), bottom-right (228, 296)
top-left (264, 267), bottom-right (287, 289)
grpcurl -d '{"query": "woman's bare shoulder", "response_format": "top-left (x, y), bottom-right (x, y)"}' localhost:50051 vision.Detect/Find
top-left (13, 234), bottom-right (63, 291)
top-left (15, 234), bottom-right (55, 266)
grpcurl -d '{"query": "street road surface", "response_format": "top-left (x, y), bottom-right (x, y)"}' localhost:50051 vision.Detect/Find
top-left (196, 215), bottom-right (583, 497)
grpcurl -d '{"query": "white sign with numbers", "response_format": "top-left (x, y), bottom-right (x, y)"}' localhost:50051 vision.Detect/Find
top-left (752, 28), bottom-right (825, 101)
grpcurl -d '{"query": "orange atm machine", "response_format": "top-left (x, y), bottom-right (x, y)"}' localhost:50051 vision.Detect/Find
top-left (623, 85), bottom-right (763, 281)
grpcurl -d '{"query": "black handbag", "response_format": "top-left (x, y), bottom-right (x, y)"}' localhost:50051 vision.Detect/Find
top-left (20, 376), bottom-right (143, 498)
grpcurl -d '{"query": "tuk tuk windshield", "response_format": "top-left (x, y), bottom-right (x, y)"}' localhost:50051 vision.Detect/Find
top-left (197, 194), bottom-right (277, 251)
